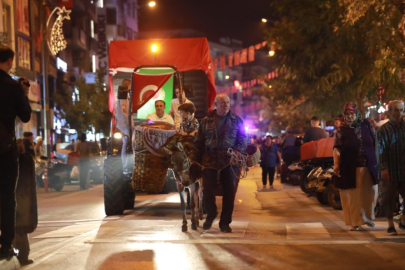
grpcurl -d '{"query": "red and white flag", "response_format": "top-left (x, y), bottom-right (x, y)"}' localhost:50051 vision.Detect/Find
top-left (228, 53), bottom-right (234, 67)
top-left (240, 49), bottom-right (248, 64)
top-left (132, 73), bottom-right (172, 112)
top-left (248, 46), bottom-right (255, 62)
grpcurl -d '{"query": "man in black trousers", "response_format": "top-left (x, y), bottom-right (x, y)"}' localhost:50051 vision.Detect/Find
top-left (0, 46), bottom-right (31, 258)
top-left (193, 93), bottom-right (247, 233)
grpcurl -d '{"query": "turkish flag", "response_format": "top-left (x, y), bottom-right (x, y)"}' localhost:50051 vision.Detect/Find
top-left (228, 53), bottom-right (233, 67)
top-left (220, 56), bottom-right (226, 69)
top-left (132, 73), bottom-right (172, 112)
top-left (248, 46), bottom-right (255, 62)
top-left (240, 49), bottom-right (248, 64)
top-left (234, 51), bottom-right (240, 66)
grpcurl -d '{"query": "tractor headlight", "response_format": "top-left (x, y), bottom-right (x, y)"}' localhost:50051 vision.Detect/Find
top-left (113, 132), bottom-right (123, 139)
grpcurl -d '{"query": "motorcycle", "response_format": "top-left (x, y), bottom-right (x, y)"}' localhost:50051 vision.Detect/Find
top-left (287, 160), bottom-right (316, 191)
top-left (35, 156), bottom-right (65, 191)
top-left (306, 166), bottom-right (342, 210)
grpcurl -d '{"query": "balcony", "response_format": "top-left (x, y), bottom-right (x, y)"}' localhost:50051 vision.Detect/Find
top-left (67, 28), bottom-right (87, 51)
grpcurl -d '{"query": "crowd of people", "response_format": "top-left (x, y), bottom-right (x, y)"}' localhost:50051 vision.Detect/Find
top-left (254, 101), bottom-right (405, 235)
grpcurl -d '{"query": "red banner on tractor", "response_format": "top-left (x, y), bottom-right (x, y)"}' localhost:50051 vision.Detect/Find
top-left (132, 73), bottom-right (173, 112)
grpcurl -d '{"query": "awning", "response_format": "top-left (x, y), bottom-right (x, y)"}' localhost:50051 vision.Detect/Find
top-left (108, 38), bottom-right (216, 113)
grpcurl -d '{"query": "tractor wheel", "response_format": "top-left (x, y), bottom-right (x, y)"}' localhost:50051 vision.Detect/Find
top-left (124, 191), bottom-right (136, 210)
top-left (104, 157), bottom-right (125, 216)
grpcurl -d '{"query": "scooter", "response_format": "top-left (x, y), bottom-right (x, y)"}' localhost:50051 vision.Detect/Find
top-left (287, 160), bottom-right (316, 191)
top-left (35, 156), bottom-right (65, 191)
top-left (306, 166), bottom-right (342, 210)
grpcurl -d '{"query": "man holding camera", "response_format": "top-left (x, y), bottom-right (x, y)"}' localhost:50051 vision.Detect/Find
top-left (0, 46), bottom-right (31, 258)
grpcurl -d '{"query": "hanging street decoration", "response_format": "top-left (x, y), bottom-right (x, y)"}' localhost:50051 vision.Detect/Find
top-left (213, 40), bottom-right (285, 70)
top-left (46, 6), bottom-right (71, 56)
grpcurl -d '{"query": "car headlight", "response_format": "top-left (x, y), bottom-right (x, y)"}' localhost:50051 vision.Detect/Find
top-left (114, 132), bottom-right (123, 139)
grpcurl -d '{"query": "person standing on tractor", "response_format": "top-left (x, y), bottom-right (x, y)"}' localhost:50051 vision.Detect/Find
top-left (192, 93), bottom-right (247, 233)
top-left (116, 79), bottom-right (131, 172)
top-left (169, 87), bottom-right (194, 130)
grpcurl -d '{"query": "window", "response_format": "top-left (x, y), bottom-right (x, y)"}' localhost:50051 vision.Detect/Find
top-left (16, 0), bottom-right (30, 36)
top-left (1, 3), bottom-right (11, 45)
top-left (125, 3), bottom-right (131, 17)
top-left (106, 8), bottom-right (117, 24)
top-left (127, 28), bottom-right (133, 40)
top-left (90, 20), bottom-right (94, 38)
top-left (217, 71), bottom-right (224, 81)
top-left (17, 37), bottom-right (31, 70)
top-left (132, 3), bottom-right (138, 19)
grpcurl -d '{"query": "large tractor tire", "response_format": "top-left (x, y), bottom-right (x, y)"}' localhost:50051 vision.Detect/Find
top-left (104, 157), bottom-right (125, 216)
top-left (124, 191), bottom-right (136, 209)
top-left (327, 184), bottom-right (342, 210)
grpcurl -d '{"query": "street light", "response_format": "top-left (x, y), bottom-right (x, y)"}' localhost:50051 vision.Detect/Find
top-left (225, 75), bottom-right (230, 80)
top-left (268, 50), bottom-right (275, 57)
top-left (151, 44), bottom-right (158, 64)
top-left (261, 18), bottom-right (267, 23)
top-left (138, 1), bottom-right (156, 9)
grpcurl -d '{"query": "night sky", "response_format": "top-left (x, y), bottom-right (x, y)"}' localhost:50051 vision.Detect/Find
top-left (138, 0), bottom-right (272, 47)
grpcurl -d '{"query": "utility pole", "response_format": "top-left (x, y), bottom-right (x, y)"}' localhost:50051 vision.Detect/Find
top-left (41, 0), bottom-right (51, 157)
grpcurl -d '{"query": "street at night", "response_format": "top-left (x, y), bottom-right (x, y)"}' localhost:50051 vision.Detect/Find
top-left (2, 0), bottom-right (405, 269)
top-left (3, 167), bottom-right (401, 270)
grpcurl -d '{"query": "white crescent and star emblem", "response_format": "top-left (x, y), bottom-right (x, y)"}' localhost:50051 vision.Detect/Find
top-left (139, 85), bottom-right (158, 104)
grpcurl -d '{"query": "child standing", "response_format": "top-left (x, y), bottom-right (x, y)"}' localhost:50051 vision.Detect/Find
top-left (178, 103), bottom-right (199, 136)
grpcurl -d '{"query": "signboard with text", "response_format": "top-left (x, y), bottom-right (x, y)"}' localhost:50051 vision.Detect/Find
top-left (97, 8), bottom-right (108, 84)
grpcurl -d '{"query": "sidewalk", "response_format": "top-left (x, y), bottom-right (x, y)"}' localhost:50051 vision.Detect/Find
top-left (243, 166), bottom-right (405, 241)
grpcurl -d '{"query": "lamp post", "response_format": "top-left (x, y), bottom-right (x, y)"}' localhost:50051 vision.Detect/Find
top-left (41, 0), bottom-right (51, 158)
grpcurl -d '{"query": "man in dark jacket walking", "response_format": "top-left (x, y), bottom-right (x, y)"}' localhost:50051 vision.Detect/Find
top-left (193, 94), bottom-right (247, 233)
top-left (0, 46), bottom-right (31, 258)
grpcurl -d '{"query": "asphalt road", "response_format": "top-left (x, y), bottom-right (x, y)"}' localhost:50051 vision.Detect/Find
top-left (8, 167), bottom-right (405, 270)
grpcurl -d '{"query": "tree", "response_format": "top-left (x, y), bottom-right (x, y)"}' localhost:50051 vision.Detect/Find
top-left (266, 0), bottom-right (405, 117)
top-left (54, 70), bottom-right (111, 135)
top-left (255, 86), bottom-right (313, 134)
